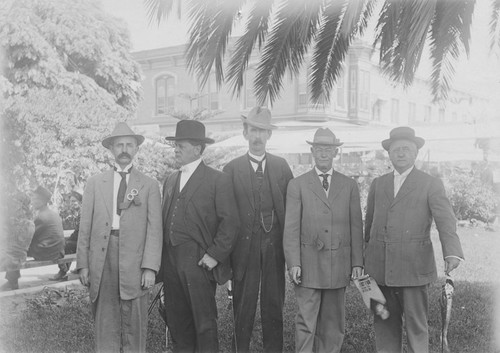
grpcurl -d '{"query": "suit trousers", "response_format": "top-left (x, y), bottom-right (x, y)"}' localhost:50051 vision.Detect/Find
top-left (374, 285), bottom-right (429, 353)
top-left (164, 241), bottom-right (219, 353)
top-left (232, 227), bottom-right (285, 353)
top-left (91, 233), bottom-right (149, 353)
top-left (294, 286), bottom-right (346, 353)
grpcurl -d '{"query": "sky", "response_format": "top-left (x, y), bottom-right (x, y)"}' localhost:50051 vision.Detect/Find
top-left (98, 0), bottom-right (500, 108)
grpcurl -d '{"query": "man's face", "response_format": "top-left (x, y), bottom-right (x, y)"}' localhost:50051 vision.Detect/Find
top-left (243, 125), bottom-right (272, 156)
top-left (174, 140), bottom-right (200, 166)
top-left (69, 196), bottom-right (81, 210)
top-left (388, 139), bottom-right (418, 173)
top-left (31, 194), bottom-right (46, 210)
top-left (110, 136), bottom-right (138, 168)
top-left (311, 144), bottom-right (338, 173)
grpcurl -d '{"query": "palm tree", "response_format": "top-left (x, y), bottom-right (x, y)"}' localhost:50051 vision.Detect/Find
top-left (146, 0), bottom-right (500, 106)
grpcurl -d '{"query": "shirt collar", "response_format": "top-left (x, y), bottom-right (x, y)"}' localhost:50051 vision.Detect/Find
top-left (248, 151), bottom-right (266, 162)
top-left (180, 158), bottom-right (202, 173)
top-left (394, 166), bottom-right (414, 177)
top-left (315, 166), bottom-right (333, 176)
top-left (114, 163), bottom-right (133, 173)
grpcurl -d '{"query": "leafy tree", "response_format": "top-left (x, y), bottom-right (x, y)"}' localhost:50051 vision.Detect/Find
top-left (146, 0), bottom-right (498, 105)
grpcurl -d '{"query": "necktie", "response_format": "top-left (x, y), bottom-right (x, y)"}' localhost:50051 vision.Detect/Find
top-left (320, 173), bottom-right (329, 191)
top-left (248, 155), bottom-right (266, 182)
top-left (116, 171), bottom-right (128, 215)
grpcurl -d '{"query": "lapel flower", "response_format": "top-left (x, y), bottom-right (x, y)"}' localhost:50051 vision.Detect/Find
top-left (126, 188), bottom-right (142, 206)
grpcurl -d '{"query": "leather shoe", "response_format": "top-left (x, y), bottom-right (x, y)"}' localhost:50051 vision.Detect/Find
top-left (49, 271), bottom-right (68, 281)
top-left (0, 281), bottom-right (19, 291)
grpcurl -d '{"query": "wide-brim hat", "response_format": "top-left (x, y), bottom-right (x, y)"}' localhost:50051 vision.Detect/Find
top-left (241, 106), bottom-right (277, 130)
top-left (306, 128), bottom-right (343, 146)
top-left (32, 186), bottom-right (52, 202)
top-left (382, 126), bottom-right (425, 151)
top-left (102, 122), bottom-right (145, 149)
top-left (165, 120), bottom-right (215, 144)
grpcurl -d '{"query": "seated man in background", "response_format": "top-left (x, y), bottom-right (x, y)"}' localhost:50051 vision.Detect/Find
top-left (64, 190), bottom-right (82, 255)
top-left (28, 186), bottom-right (68, 281)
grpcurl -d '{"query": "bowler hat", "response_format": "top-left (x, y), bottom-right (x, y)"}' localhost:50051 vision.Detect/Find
top-left (102, 122), bottom-right (145, 149)
top-left (33, 186), bottom-right (52, 202)
top-left (165, 120), bottom-right (215, 144)
top-left (381, 126), bottom-right (425, 151)
top-left (306, 128), bottom-right (343, 146)
top-left (241, 106), bottom-right (277, 130)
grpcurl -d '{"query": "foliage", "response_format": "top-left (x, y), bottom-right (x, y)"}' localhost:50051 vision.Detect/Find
top-left (147, 0), bottom-right (486, 104)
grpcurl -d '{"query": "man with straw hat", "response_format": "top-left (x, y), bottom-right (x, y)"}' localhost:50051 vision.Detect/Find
top-left (364, 126), bottom-right (463, 353)
top-left (283, 127), bottom-right (363, 353)
top-left (223, 106), bottom-right (293, 353)
top-left (76, 122), bottom-right (163, 353)
top-left (159, 120), bottom-right (239, 353)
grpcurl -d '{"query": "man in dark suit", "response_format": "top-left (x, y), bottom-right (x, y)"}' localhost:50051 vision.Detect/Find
top-left (223, 107), bottom-right (293, 353)
top-left (283, 128), bottom-right (363, 353)
top-left (364, 126), bottom-right (464, 353)
top-left (160, 120), bottom-right (239, 353)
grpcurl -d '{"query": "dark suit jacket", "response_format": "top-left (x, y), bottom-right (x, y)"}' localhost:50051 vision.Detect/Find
top-left (223, 153), bottom-right (293, 281)
top-left (364, 168), bottom-right (464, 287)
top-left (160, 161), bottom-right (239, 284)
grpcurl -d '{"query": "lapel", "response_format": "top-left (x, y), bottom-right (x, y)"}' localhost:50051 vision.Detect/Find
top-left (183, 161), bottom-right (207, 205)
top-left (327, 171), bottom-right (342, 205)
top-left (237, 156), bottom-right (255, 209)
top-left (163, 171), bottom-right (180, 221)
top-left (391, 168), bottom-right (418, 208)
top-left (126, 168), bottom-right (145, 200)
top-left (307, 169), bottom-right (330, 209)
top-left (99, 170), bottom-right (114, 219)
top-left (384, 173), bottom-right (395, 204)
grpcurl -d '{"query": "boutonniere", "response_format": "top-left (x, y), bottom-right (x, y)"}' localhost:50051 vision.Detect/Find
top-left (119, 189), bottom-right (142, 210)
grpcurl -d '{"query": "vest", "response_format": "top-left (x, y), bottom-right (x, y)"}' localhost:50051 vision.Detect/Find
top-left (249, 161), bottom-right (276, 233)
top-left (164, 173), bottom-right (192, 246)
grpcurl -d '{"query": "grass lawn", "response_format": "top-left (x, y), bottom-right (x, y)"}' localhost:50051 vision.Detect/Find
top-left (0, 226), bottom-right (498, 353)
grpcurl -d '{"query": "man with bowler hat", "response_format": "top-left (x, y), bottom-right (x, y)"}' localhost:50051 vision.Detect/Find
top-left (223, 106), bottom-right (293, 353)
top-left (159, 119), bottom-right (239, 353)
top-left (364, 126), bottom-right (463, 353)
top-left (76, 122), bottom-right (163, 353)
top-left (283, 128), bottom-right (363, 353)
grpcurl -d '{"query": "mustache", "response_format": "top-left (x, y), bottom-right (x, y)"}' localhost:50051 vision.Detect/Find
top-left (252, 139), bottom-right (263, 145)
top-left (117, 152), bottom-right (132, 159)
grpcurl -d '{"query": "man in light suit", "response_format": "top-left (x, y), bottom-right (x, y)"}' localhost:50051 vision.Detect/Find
top-left (364, 126), bottom-right (464, 353)
top-left (223, 107), bottom-right (293, 353)
top-left (76, 122), bottom-right (163, 353)
top-left (283, 128), bottom-right (363, 353)
top-left (160, 120), bottom-right (239, 353)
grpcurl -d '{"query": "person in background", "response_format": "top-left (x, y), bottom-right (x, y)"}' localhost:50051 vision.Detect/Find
top-left (223, 106), bottom-right (293, 353)
top-left (283, 128), bottom-right (364, 353)
top-left (364, 126), bottom-right (464, 353)
top-left (64, 190), bottom-right (82, 255)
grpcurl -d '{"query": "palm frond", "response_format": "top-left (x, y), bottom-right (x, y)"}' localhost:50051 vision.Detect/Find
top-left (375, 0), bottom-right (436, 86)
top-left (185, 0), bottom-right (245, 89)
top-left (144, 0), bottom-right (179, 25)
top-left (226, 0), bottom-right (275, 98)
top-left (429, 0), bottom-right (475, 102)
top-left (254, 0), bottom-right (323, 105)
top-left (490, 0), bottom-right (500, 52)
top-left (310, 0), bottom-right (373, 103)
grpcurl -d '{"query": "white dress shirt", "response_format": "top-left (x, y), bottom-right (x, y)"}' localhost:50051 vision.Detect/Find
top-left (112, 163), bottom-right (133, 229)
top-left (314, 166), bottom-right (333, 195)
top-left (248, 151), bottom-right (267, 172)
top-left (393, 166), bottom-right (414, 197)
top-left (179, 158), bottom-right (202, 192)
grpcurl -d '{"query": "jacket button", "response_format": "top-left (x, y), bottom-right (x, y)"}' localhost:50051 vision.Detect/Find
top-left (105, 222), bottom-right (108, 226)
top-left (102, 248), bottom-right (105, 251)
top-left (104, 236), bottom-right (107, 239)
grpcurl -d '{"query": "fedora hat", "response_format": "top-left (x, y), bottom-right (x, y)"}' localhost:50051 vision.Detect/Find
top-left (241, 106), bottom-right (277, 130)
top-left (381, 126), bottom-right (425, 151)
top-left (32, 185), bottom-right (52, 202)
top-left (102, 122), bottom-right (145, 149)
top-left (165, 120), bottom-right (215, 144)
top-left (306, 128), bottom-right (343, 146)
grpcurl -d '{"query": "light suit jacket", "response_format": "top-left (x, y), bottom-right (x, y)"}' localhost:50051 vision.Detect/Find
top-left (364, 168), bottom-right (464, 287)
top-left (76, 168), bottom-right (163, 302)
top-left (223, 153), bottom-right (293, 281)
top-left (283, 169), bottom-right (363, 289)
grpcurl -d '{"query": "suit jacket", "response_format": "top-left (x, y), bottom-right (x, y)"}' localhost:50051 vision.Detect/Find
top-left (160, 161), bottom-right (239, 284)
top-left (223, 153), bottom-right (293, 281)
top-left (76, 168), bottom-right (163, 302)
top-left (28, 206), bottom-right (65, 261)
top-left (364, 168), bottom-right (464, 287)
top-left (283, 169), bottom-right (363, 289)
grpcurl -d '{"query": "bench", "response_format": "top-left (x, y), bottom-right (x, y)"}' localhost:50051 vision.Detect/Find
top-left (0, 253), bottom-right (77, 273)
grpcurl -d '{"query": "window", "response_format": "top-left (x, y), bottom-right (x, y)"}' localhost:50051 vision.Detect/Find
top-left (156, 75), bottom-right (175, 115)
top-left (424, 105), bottom-right (432, 122)
top-left (244, 69), bottom-right (257, 109)
top-left (359, 70), bottom-right (370, 111)
top-left (408, 102), bottom-right (416, 124)
top-left (335, 72), bottom-right (346, 109)
top-left (349, 67), bottom-right (357, 109)
top-left (391, 99), bottom-right (399, 123)
top-left (297, 70), bottom-right (308, 108)
top-left (199, 74), bottom-right (219, 111)
top-left (439, 108), bottom-right (445, 122)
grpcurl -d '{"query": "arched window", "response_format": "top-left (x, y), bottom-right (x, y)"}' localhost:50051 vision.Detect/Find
top-left (156, 75), bottom-right (175, 115)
